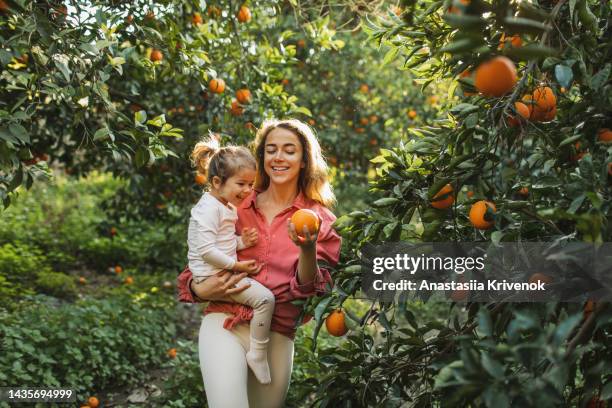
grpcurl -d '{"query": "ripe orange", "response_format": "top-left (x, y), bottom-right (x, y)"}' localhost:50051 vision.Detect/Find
top-left (370, 138), bottom-right (378, 146)
top-left (528, 273), bottom-right (552, 285)
top-left (466, 190), bottom-right (474, 198)
top-left (359, 84), bottom-right (369, 94)
top-left (597, 128), bottom-right (612, 143)
top-left (150, 49), bottom-right (163, 62)
top-left (308, 119), bottom-right (316, 126)
top-left (236, 88), bottom-right (252, 104)
top-left (508, 102), bottom-right (530, 127)
top-left (245, 122), bottom-right (256, 131)
top-left (291, 209), bottom-right (320, 237)
top-left (124, 276), bottom-right (134, 284)
top-left (360, 117), bottom-right (369, 126)
top-left (531, 86), bottom-right (556, 121)
top-left (518, 187), bottom-right (529, 197)
top-left (209, 78), bottom-right (225, 94)
top-left (78, 277), bottom-right (87, 285)
top-left (431, 184), bottom-right (455, 210)
top-left (469, 200), bottom-right (496, 230)
top-left (0, 1), bottom-right (9, 12)
top-left (230, 99), bottom-right (244, 116)
top-left (167, 348), bottom-right (177, 358)
top-left (110, 227), bottom-right (117, 236)
top-left (145, 10), bottom-right (155, 20)
top-left (325, 309), bottom-right (348, 336)
top-left (498, 33), bottom-right (523, 50)
top-left (281, 78), bottom-right (289, 86)
top-left (115, 265), bottom-right (123, 274)
top-left (560, 87), bottom-right (566, 94)
top-left (192, 13), bottom-right (203, 25)
top-left (88, 396), bottom-right (99, 408)
top-left (195, 174), bottom-right (206, 185)
top-left (474, 56), bottom-right (517, 97)
top-left (297, 39), bottom-right (306, 48)
top-left (125, 15), bottom-right (133, 24)
top-left (237, 5), bottom-right (251, 23)
top-left (355, 127), bottom-right (366, 134)
top-left (407, 109), bottom-right (417, 119)
top-left (369, 115), bottom-right (379, 123)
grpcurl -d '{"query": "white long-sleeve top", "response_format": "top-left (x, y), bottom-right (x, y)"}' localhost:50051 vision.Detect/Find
top-left (187, 192), bottom-right (245, 278)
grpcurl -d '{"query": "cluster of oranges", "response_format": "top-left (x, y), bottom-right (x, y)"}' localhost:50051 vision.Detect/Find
top-left (207, 78), bottom-right (252, 116)
top-left (430, 184), bottom-right (497, 230)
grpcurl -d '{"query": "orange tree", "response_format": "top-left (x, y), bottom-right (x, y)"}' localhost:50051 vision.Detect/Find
top-left (0, 0), bottom-right (337, 216)
top-left (298, 0), bottom-right (612, 406)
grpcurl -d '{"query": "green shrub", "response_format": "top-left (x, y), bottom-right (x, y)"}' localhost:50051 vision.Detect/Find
top-left (34, 271), bottom-right (77, 300)
top-left (153, 339), bottom-right (206, 407)
top-left (0, 294), bottom-right (177, 401)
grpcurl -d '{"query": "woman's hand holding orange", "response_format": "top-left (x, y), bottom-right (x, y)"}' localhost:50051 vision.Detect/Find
top-left (287, 218), bottom-right (319, 248)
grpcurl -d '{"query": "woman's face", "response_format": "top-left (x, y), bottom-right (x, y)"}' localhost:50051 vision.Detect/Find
top-left (263, 127), bottom-right (305, 188)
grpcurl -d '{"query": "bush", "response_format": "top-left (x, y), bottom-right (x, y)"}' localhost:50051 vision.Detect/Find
top-left (34, 271), bottom-right (77, 300)
top-left (0, 294), bottom-right (177, 401)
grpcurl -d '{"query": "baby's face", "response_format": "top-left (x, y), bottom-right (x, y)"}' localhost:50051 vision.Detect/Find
top-left (218, 168), bottom-right (256, 206)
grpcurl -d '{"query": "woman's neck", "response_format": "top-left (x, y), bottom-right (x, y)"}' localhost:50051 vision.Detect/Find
top-left (261, 182), bottom-right (299, 207)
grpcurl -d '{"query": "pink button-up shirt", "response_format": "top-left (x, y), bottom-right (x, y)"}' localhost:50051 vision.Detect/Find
top-left (177, 190), bottom-right (341, 339)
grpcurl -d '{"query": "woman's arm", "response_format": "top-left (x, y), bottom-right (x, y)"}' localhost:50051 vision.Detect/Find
top-left (178, 268), bottom-right (250, 303)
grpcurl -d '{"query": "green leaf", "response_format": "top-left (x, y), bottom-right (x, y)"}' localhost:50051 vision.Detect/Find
top-left (443, 14), bottom-right (487, 30)
top-left (292, 106), bottom-right (312, 116)
top-left (134, 110), bottom-right (147, 125)
top-left (53, 60), bottom-right (71, 82)
top-left (502, 17), bottom-right (550, 34)
top-left (559, 133), bottom-right (582, 147)
top-left (9, 124), bottom-right (29, 144)
top-left (567, 194), bottom-right (585, 214)
top-left (481, 352), bottom-right (504, 379)
top-left (554, 65), bottom-right (573, 88)
top-left (505, 44), bottom-right (557, 60)
top-left (372, 197), bottom-right (399, 207)
top-left (590, 64), bottom-right (610, 90)
top-left (93, 127), bottom-right (110, 141)
top-left (601, 381), bottom-right (612, 400)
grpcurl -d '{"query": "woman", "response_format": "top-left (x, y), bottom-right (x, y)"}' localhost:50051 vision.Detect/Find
top-left (177, 118), bottom-right (341, 408)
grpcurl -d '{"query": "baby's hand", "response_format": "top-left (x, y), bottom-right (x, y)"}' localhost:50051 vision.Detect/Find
top-left (241, 227), bottom-right (258, 248)
top-left (233, 260), bottom-right (262, 275)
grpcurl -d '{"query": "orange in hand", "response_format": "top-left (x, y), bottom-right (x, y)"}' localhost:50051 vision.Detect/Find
top-left (291, 209), bottom-right (319, 237)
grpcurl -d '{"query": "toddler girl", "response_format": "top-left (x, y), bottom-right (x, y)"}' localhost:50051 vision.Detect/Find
top-left (188, 134), bottom-right (274, 384)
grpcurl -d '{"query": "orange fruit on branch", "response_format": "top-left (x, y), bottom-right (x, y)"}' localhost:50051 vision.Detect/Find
top-left (508, 102), bottom-right (530, 127)
top-left (469, 200), bottom-right (496, 230)
top-left (518, 187), bottom-right (529, 197)
top-left (237, 5), bottom-right (251, 23)
top-left (597, 128), bottom-right (612, 143)
top-left (78, 277), bottom-right (86, 285)
top-left (167, 348), bottom-right (177, 358)
top-left (474, 56), bottom-right (517, 97)
top-left (150, 49), bottom-right (163, 62)
top-left (359, 117), bottom-right (369, 126)
top-left (88, 397), bottom-right (99, 408)
top-left (530, 86), bottom-right (556, 121)
top-left (230, 99), bottom-right (244, 116)
top-left (0, 1), bottom-right (9, 12)
top-left (192, 13), bottom-right (203, 25)
top-left (115, 265), bottom-right (123, 274)
top-left (430, 184), bottom-right (455, 210)
top-left (207, 6), bottom-right (221, 18)
top-left (236, 88), bottom-right (252, 104)
top-left (325, 309), bottom-right (348, 336)
top-left (498, 33), bottom-right (523, 50)
top-left (195, 174), bottom-right (206, 185)
top-left (359, 84), bottom-right (369, 94)
top-left (407, 109), bottom-right (417, 119)
top-left (124, 276), bottom-right (133, 284)
top-left (208, 78), bottom-right (225, 94)
top-left (291, 209), bottom-right (320, 237)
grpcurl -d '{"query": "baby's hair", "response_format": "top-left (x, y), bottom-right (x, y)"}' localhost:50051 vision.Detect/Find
top-left (191, 133), bottom-right (256, 186)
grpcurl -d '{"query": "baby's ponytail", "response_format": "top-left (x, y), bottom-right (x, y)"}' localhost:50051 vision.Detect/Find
top-left (191, 133), bottom-right (221, 180)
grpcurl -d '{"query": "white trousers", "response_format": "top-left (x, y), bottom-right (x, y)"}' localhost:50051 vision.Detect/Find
top-left (199, 312), bottom-right (294, 408)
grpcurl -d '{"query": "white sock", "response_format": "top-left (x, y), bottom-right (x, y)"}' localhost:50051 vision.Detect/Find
top-left (246, 337), bottom-right (271, 384)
